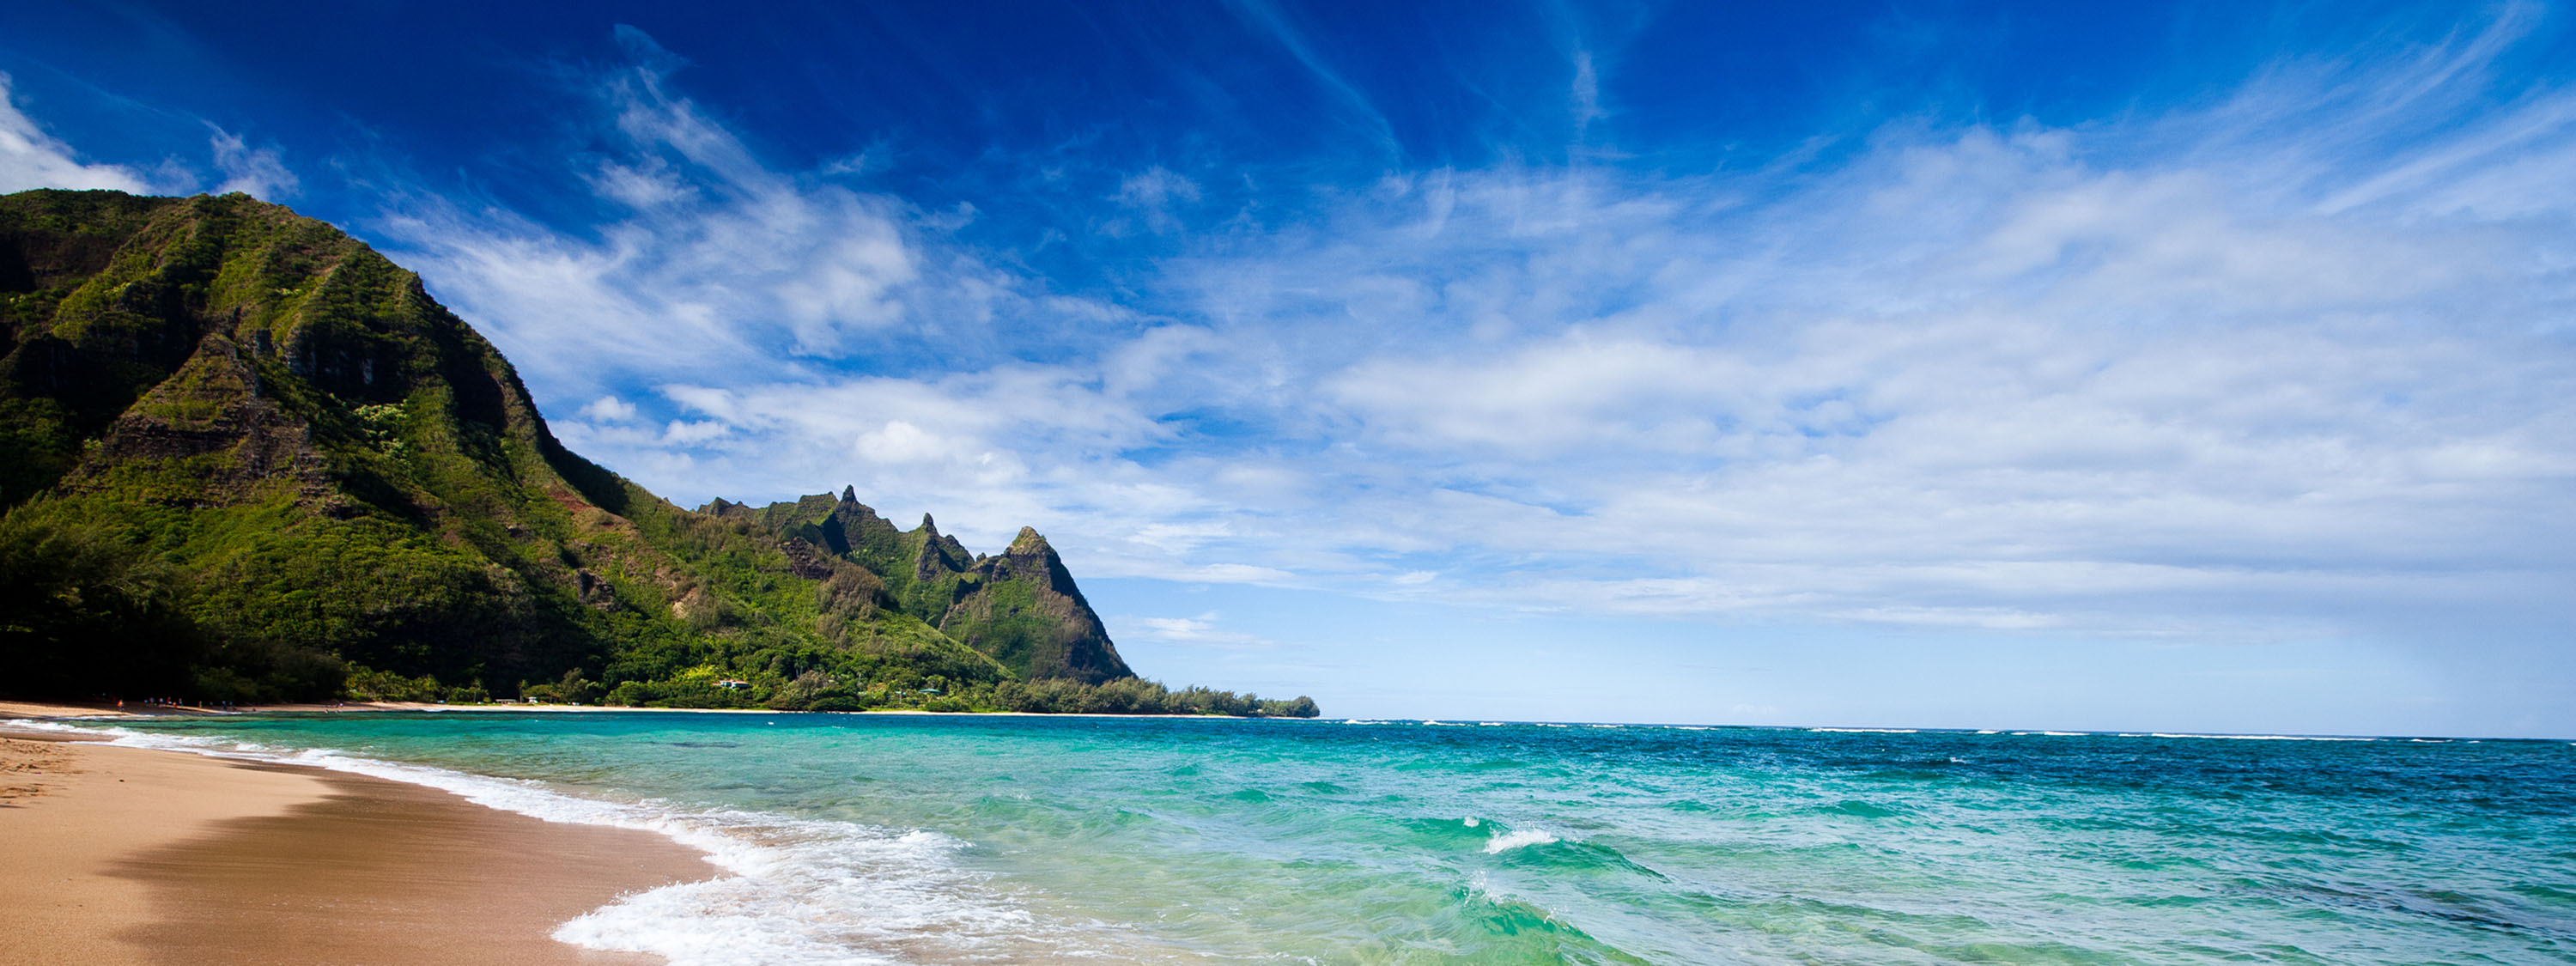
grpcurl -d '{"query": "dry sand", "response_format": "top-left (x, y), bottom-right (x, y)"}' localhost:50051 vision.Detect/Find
top-left (0, 700), bottom-right (138, 719)
top-left (0, 726), bottom-right (716, 965)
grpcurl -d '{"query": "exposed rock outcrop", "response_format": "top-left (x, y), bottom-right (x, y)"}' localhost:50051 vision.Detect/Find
top-left (711, 491), bottom-right (1136, 683)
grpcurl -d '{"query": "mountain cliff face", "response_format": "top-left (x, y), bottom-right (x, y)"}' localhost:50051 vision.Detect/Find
top-left (0, 189), bottom-right (1256, 712)
top-left (703, 490), bottom-right (1133, 683)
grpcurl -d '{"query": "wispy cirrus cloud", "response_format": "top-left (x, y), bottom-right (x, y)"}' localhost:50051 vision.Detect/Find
top-left (1124, 611), bottom-right (1276, 650)
top-left (372, 27), bottom-right (1083, 404)
top-left (3, 76), bottom-right (300, 202)
top-left (331, 15), bottom-right (2576, 649)
top-left (207, 126), bottom-right (295, 199)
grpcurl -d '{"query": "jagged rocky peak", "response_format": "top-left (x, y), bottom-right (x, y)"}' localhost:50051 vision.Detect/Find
top-left (698, 486), bottom-right (1134, 683)
top-left (1008, 526), bottom-right (1052, 556)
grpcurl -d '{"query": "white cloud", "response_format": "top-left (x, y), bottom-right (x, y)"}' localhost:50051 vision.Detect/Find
top-left (660, 419), bottom-right (729, 445)
top-left (1119, 39), bottom-right (2569, 638)
top-left (371, 33), bottom-right (987, 396)
top-left (589, 158), bottom-right (693, 209)
top-left (1126, 611), bottom-right (1275, 648)
top-left (1571, 51), bottom-right (1602, 134)
top-left (1116, 166), bottom-right (1201, 209)
top-left (372, 21), bottom-right (2576, 645)
top-left (0, 75), bottom-right (151, 193)
top-left (1111, 166), bottom-right (1202, 234)
top-left (208, 128), bottom-right (296, 199)
top-left (579, 395), bottom-right (639, 422)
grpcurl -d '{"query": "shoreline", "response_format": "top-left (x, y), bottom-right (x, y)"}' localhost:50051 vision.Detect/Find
top-left (0, 721), bottom-right (715, 964)
top-left (0, 697), bottom-right (1287, 721)
top-left (15, 701), bottom-right (2555, 740)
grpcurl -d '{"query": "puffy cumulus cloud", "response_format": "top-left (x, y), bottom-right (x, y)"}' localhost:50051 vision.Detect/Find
top-left (0, 75), bottom-right (151, 193)
top-left (578, 395), bottom-right (639, 422)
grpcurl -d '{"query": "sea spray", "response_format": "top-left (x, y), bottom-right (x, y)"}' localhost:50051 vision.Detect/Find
top-left (34, 720), bottom-right (1175, 963)
top-left (1482, 827), bottom-right (1564, 854)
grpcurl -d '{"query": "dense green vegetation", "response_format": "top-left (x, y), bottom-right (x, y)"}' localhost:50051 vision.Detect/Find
top-left (0, 515), bottom-right (207, 697)
top-left (0, 189), bottom-right (1316, 717)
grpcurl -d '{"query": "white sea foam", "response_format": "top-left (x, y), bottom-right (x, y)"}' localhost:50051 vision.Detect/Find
top-left (1483, 828), bottom-right (1562, 854)
top-left (33, 721), bottom-right (1157, 964)
top-left (1808, 727), bottom-right (1918, 734)
top-left (2147, 733), bottom-right (2376, 742)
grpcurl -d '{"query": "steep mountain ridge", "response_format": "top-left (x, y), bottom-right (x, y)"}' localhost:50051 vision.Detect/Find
top-left (0, 188), bottom-right (1302, 714)
top-left (703, 490), bottom-right (1133, 683)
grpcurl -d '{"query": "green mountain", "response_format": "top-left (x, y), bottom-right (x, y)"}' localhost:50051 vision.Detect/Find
top-left (0, 188), bottom-right (1312, 717)
top-left (702, 491), bottom-right (1134, 683)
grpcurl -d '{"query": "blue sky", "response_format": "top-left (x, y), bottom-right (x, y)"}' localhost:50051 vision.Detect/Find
top-left (6, 1), bottom-right (2573, 736)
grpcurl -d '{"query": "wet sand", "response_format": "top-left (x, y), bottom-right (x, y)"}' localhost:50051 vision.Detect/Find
top-left (0, 729), bottom-right (715, 965)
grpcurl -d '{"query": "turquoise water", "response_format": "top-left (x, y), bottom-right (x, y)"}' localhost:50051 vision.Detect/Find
top-left (62, 713), bottom-right (2576, 963)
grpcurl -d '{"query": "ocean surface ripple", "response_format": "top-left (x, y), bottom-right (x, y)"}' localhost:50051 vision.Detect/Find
top-left (61, 714), bottom-right (2576, 964)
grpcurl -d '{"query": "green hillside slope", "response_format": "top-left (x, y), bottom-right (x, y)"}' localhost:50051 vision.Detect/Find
top-left (0, 189), bottom-right (1312, 717)
top-left (705, 491), bottom-right (1134, 683)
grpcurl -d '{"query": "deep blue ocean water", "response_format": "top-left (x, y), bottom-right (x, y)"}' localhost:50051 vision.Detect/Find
top-left (55, 713), bottom-right (2576, 963)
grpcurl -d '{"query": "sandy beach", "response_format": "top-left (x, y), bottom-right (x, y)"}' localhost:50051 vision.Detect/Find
top-left (0, 712), bottom-right (715, 965)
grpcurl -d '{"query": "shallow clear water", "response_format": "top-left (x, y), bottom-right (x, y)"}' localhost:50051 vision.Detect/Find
top-left (59, 713), bottom-right (2576, 964)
